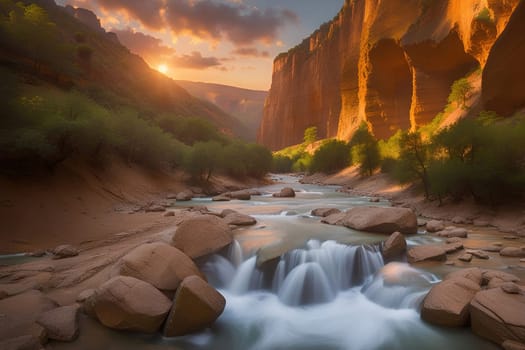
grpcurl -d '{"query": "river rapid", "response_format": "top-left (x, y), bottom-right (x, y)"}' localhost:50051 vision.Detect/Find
top-left (52, 175), bottom-right (500, 350)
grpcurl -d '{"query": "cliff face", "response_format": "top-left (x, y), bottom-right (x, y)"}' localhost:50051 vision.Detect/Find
top-left (259, 0), bottom-right (520, 150)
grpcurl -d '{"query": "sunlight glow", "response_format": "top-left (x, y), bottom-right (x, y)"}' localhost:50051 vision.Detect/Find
top-left (157, 64), bottom-right (169, 74)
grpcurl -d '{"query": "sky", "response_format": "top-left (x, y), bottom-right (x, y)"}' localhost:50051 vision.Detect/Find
top-left (56, 0), bottom-right (344, 90)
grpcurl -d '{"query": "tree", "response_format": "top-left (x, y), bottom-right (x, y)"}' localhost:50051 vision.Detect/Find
top-left (310, 140), bottom-right (351, 174)
top-left (395, 132), bottom-right (431, 198)
top-left (448, 78), bottom-right (472, 109)
top-left (303, 126), bottom-right (318, 145)
top-left (350, 123), bottom-right (380, 176)
top-left (184, 141), bottom-right (222, 181)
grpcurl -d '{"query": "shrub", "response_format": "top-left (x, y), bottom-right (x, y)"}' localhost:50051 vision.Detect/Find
top-left (309, 139), bottom-right (351, 174)
top-left (303, 126), bottom-right (318, 145)
top-left (448, 78), bottom-right (472, 109)
top-left (273, 155), bottom-right (293, 173)
top-left (350, 123), bottom-right (380, 176)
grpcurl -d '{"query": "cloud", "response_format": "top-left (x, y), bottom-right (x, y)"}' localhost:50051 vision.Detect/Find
top-left (232, 47), bottom-right (270, 58)
top-left (91, 0), bottom-right (297, 45)
top-left (113, 28), bottom-right (174, 61)
top-left (172, 51), bottom-right (223, 70)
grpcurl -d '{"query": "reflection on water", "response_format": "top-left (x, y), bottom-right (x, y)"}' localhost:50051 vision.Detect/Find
top-left (50, 174), bottom-right (499, 350)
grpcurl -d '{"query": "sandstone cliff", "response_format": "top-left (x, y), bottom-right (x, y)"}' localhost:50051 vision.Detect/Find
top-left (259, 0), bottom-right (521, 150)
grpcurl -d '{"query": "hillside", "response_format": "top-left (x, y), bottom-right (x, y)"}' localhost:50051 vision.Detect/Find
top-left (176, 80), bottom-right (267, 140)
top-left (0, 0), bottom-right (248, 137)
top-left (259, 0), bottom-right (525, 150)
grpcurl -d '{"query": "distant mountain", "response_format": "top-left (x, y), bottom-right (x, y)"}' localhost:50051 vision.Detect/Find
top-left (176, 81), bottom-right (267, 140)
top-left (1, 0), bottom-right (249, 138)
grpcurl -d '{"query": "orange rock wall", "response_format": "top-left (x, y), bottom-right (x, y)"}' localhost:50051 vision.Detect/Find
top-left (259, 0), bottom-right (520, 150)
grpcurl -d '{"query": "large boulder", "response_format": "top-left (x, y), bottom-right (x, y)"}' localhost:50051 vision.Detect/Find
top-left (382, 232), bottom-right (407, 259)
top-left (273, 187), bottom-right (295, 198)
top-left (52, 245), bottom-right (79, 259)
top-left (421, 277), bottom-right (481, 327)
top-left (338, 206), bottom-right (417, 234)
top-left (407, 245), bottom-right (447, 263)
top-left (470, 286), bottom-right (525, 345)
top-left (223, 212), bottom-right (257, 226)
top-left (172, 215), bottom-right (233, 259)
top-left (311, 208), bottom-right (341, 217)
top-left (163, 276), bottom-right (226, 337)
top-left (113, 242), bottom-right (202, 291)
top-left (90, 276), bottom-right (172, 333)
top-left (37, 305), bottom-right (80, 342)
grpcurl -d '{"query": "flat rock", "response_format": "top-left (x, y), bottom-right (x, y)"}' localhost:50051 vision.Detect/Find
top-left (52, 245), bottom-right (79, 259)
top-left (470, 287), bottom-right (525, 344)
top-left (339, 206), bottom-right (417, 234)
top-left (426, 220), bottom-right (445, 233)
top-left (500, 247), bottom-right (525, 257)
top-left (451, 216), bottom-right (468, 224)
top-left (273, 187), bottom-right (295, 198)
top-left (407, 245), bottom-right (447, 263)
top-left (163, 276), bottom-right (225, 337)
top-left (466, 249), bottom-right (490, 260)
top-left (482, 270), bottom-right (520, 286)
top-left (223, 212), bottom-right (257, 226)
top-left (435, 227), bottom-right (469, 238)
top-left (421, 277), bottom-right (480, 327)
top-left (91, 276), bottom-right (172, 333)
top-left (311, 208), bottom-right (341, 217)
top-left (172, 215), bottom-right (233, 259)
top-left (321, 212), bottom-right (347, 225)
top-left (0, 335), bottom-right (42, 350)
top-left (445, 268), bottom-right (483, 285)
top-left (382, 232), bottom-right (406, 259)
top-left (212, 195), bottom-right (230, 202)
top-left (113, 242), bottom-right (202, 291)
top-left (501, 282), bottom-right (523, 295)
top-left (229, 190), bottom-right (251, 200)
top-left (458, 253), bottom-right (473, 262)
top-left (37, 305), bottom-right (80, 342)
top-left (446, 237), bottom-right (463, 244)
top-left (444, 242), bottom-right (464, 253)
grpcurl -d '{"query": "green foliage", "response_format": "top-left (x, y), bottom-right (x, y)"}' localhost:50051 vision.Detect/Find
top-left (475, 7), bottom-right (493, 22)
top-left (272, 155), bottom-right (294, 173)
top-left (448, 78), bottom-right (472, 110)
top-left (378, 130), bottom-right (403, 159)
top-left (303, 126), bottom-right (318, 145)
top-left (293, 153), bottom-right (313, 173)
top-left (350, 123), bottom-right (380, 176)
top-left (310, 140), bottom-right (351, 174)
top-left (158, 115), bottom-right (225, 146)
top-left (183, 141), bottom-right (221, 181)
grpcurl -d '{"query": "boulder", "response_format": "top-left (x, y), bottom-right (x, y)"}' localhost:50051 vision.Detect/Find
top-left (426, 220), bottom-right (445, 233)
top-left (382, 232), bottom-right (406, 259)
top-left (339, 206), bottom-right (417, 234)
top-left (501, 283), bottom-right (523, 295)
top-left (500, 247), bottom-right (525, 258)
top-left (273, 187), bottom-right (295, 198)
top-left (470, 287), bottom-right (525, 345)
top-left (466, 249), bottom-right (490, 260)
top-left (37, 305), bottom-right (80, 342)
top-left (482, 270), bottom-right (520, 286)
top-left (175, 190), bottom-right (193, 201)
top-left (445, 268), bottom-right (483, 285)
top-left (163, 276), bottom-right (226, 337)
top-left (458, 254), bottom-right (473, 262)
top-left (113, 242), bottom-right (202, 291)
top-left (311, 208), bottom-right (341, 217)
top-left (435, 227), bottom-right (469, 238)
top-left (452, 216), bottom-right (468, 224)
top-left (223, 213), bottom-right (256, 226)
top-left (407, 245), bottom-right (447, 263)
top-left (229, 190), bottom-right (251, 200)
top-left (90, 276), bottom-right (172, 333)
top-left (0, 335), bottom-right (42, 350)
top-left (0, 290), bottom-right (57, 342)
top-left (52, 245), bottom-right (79, 259)
top-left (444, 242), bottom-right (464, 253)
top-left (321, 212), bottom-right (347, 225)
top-left (172, 215), bottom-right (233, 259)
top-left (421, 277), bottom-right (481, 327)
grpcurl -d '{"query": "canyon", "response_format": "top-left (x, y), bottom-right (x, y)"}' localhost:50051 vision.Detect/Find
top-left (259, 0), bottom-right (525, 150)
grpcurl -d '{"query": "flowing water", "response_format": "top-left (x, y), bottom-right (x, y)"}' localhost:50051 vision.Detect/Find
top-left (51, 175), bottom-right (499, 350)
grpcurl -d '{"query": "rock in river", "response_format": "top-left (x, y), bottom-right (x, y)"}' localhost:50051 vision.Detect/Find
top-left (407, 245), bottom-right (447, 263)
top-left (339, 206), bottom-right (418, 234)
top-left (382, 232), bottom-right (406, 259)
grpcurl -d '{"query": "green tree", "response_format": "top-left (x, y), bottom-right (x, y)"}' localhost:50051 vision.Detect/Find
top-left (303, 126), bottom-right (318, 145)
top-left (184, 141), bottom-right (222, 181)
top-left (350, 123), bottom-right (380, 176)
top-left (310, 139), bottom-right (351, 174)
top-left (395, 132), bottom-right (432, 198)
top-left (448, 78), bottom-right (472, 110)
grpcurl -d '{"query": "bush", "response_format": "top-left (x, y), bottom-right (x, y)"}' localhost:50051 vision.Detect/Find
top-left (273, 155), bottom-right (293, 173)
top-left (158, 115), bottom-right (225, 145)
top-left (309, 140), bottom-right (351, 174)
top-left (350, 123), bottom-right (380, 176)
top-left (448, 78), bottom-right (472, 110)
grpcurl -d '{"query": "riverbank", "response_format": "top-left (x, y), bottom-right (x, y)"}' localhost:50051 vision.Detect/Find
top-left (0, 159), bottom-right (266, 254)
top-left (302, 166), bottom-right (525, 237)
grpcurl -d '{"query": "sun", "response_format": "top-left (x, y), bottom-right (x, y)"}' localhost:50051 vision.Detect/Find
top-left (157, 64), bottom-right (169, 74)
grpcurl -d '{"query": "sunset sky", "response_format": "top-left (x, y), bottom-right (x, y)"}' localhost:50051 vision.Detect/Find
top-left (56, 0), bottom-right (344, 90)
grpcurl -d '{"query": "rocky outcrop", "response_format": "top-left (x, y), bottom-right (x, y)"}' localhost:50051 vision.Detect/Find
top-left (172, 215), bottom-right (233, 259)
top-left (163, 276), bottom-right (226, 337)
top-left (112, 242), bottom-right (203, 291)
top-left (90, 276), bottom-right (172, 333)
top-left (259, 0), bottom-right (521, 150)
top-left (482, 0), bottom-right (525, 116)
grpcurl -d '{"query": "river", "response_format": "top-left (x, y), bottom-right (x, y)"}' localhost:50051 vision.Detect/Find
top-left (52, 174), bottom-right (500, 350)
